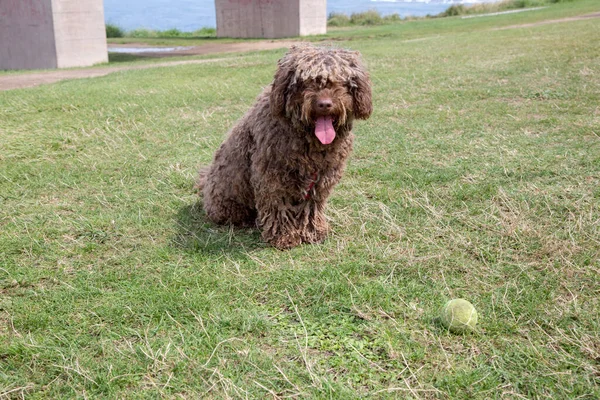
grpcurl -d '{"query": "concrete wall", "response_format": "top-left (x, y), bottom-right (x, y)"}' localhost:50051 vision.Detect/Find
top-left (0, 0), bottom-right (107, 70)
top-left (51, 0), bottom-right (108, 68)
top-left (215, 0), bottom-right (326, 39)
top-left (299, 0), bottom-right (327, 36)
top-left (0, 0), bottom-right (58, 70)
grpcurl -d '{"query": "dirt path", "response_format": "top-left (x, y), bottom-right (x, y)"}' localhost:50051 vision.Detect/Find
top-left (2, 11), bottom-right (599, 91)
top-left (107, 40), bottom-right (301, 57)
top-left (0, 40), bottom-right (299, 91)
top-left (0, 58), bottom-right (229, 91)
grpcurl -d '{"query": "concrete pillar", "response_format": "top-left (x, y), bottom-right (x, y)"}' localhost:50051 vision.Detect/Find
top-left (299, 0), bottom-right (327, 36)
top-left (215, 0), bottom-right (326, 39)
top-left (0, 0), bottom-right (108, 70)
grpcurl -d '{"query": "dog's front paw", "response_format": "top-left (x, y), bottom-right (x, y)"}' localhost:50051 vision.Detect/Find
top-left (301, 218), bottom-right (329, 244)
top-left (269, 233), bottom-right (302, 250)
top-left (301, 228), bottom-right (328, 244)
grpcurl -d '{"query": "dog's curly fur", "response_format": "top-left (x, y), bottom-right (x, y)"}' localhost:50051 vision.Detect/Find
top-left (196, 44), bottom-right (372, 249)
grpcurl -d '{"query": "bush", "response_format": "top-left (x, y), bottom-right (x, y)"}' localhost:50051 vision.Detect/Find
top-left (328, 10), bottom-right (402, 27)
top-left (437, 0), bottom-right (573, 18)
top-left (327, 0), bottom-right (574, 25)
top-left (327, 12), bottom-right (351, 27)
top-left (350, 10), bottom-right (383, 26)
top-left (123, 27), bottom-right (215, 38)
top-left (105, 23), bottom-right (124, 38)
top-left (383, 13), bottom-right (402, 23)
top-left (162, 28), bottom-right (182, 37)
top-left (128, 28), bottom-right (156, 38)
top-left (191, 27), bottom-right (216, 37)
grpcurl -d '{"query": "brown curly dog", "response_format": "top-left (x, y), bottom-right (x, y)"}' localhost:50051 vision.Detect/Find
top-left (196, 44), bottom-right (372, 249)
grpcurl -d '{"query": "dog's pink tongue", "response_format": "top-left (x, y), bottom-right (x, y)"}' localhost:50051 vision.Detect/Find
top-left (315, 116), bottom-right (336, 145)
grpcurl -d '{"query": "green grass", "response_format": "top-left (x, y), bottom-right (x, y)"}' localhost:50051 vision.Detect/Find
top-left (105, 23), bottom-right (125, 38)
top-left (327, 0), bottom-right (579, 27)
top-left (1, 0), bottom-right (600, 397)
top-left (438, 0), bottom-right (576, 18)
top-left (105, 23), bottom-right (216, 39)
top-left (125, 27), bottom-right (216, 38)
top-left (328, 10), bottom-right (402, 27)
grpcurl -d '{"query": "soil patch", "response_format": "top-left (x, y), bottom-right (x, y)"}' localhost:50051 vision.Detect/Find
top-left (3, 12), bottom-right (600, 91)
top-left (107, 40), bottom-right (300, 58)
top-left (0, 40), bottom-right (299, 91)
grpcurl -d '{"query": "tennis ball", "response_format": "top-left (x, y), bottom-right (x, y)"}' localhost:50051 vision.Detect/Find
top-left (440, 299), bottom-right (478, 333)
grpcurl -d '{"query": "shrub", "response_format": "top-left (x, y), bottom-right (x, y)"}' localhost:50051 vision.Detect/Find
top-left (328, 10), bottom-right (405, 27)
top-left (105, 23), bottom-right (124, 38)
top-left (437, 0), bottom-right (573, 18)
top-left (122, 27), bottom-right (215, 38)
top-left (191, 27), bottom-right (216, 37)
top-left (383, 13), bottom-right (402, 23)
top-left (327, 12), bottom-right (351, 27)
top-left (350, 10), bottom-right (383, 25)
top-left (161, 28), bottom-right (182, 37)
top-left (439, 5), bottom-right (466, 17)
top-left (128, 28), bottom-right (156, 38)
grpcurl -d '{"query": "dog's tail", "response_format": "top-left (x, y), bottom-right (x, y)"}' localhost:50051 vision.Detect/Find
top-left (193, 166), bottom-right (210, 195)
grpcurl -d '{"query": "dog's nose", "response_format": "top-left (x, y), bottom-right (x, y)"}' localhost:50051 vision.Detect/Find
top-left (317, 98), bottom-right (333, 110)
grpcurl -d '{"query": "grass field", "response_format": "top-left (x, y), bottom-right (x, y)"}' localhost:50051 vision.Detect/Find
top-left (1, 0), bottom-right (600, 398)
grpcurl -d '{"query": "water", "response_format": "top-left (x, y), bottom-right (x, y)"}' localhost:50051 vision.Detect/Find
top-left (108, 46), bottom-right (194, 53)
top-left (104, 0), bottom-right (497, 32)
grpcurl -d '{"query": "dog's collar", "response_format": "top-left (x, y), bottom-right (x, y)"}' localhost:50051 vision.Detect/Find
top-left (302, 172), bottom-right (320, 200)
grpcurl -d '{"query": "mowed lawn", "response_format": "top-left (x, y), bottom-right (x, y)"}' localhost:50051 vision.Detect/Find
top-left (1, 1), bottom-right (600, 398)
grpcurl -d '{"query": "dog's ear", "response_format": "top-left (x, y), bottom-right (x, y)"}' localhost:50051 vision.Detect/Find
top-left (270, 65), bottom-right (293, 118)
top-left (351, 72), bottom-right (373, 120)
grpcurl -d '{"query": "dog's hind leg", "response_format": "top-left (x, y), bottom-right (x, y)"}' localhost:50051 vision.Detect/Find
top-left (204, 197), bottom-right (256, 227)
top-left (201, 165), bottom-right (257, 227)
top-left (193, 166), bottom-right (210, 194)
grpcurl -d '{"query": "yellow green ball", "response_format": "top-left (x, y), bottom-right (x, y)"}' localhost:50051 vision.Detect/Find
top-left (440, 299), bottom-right (478, 333)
